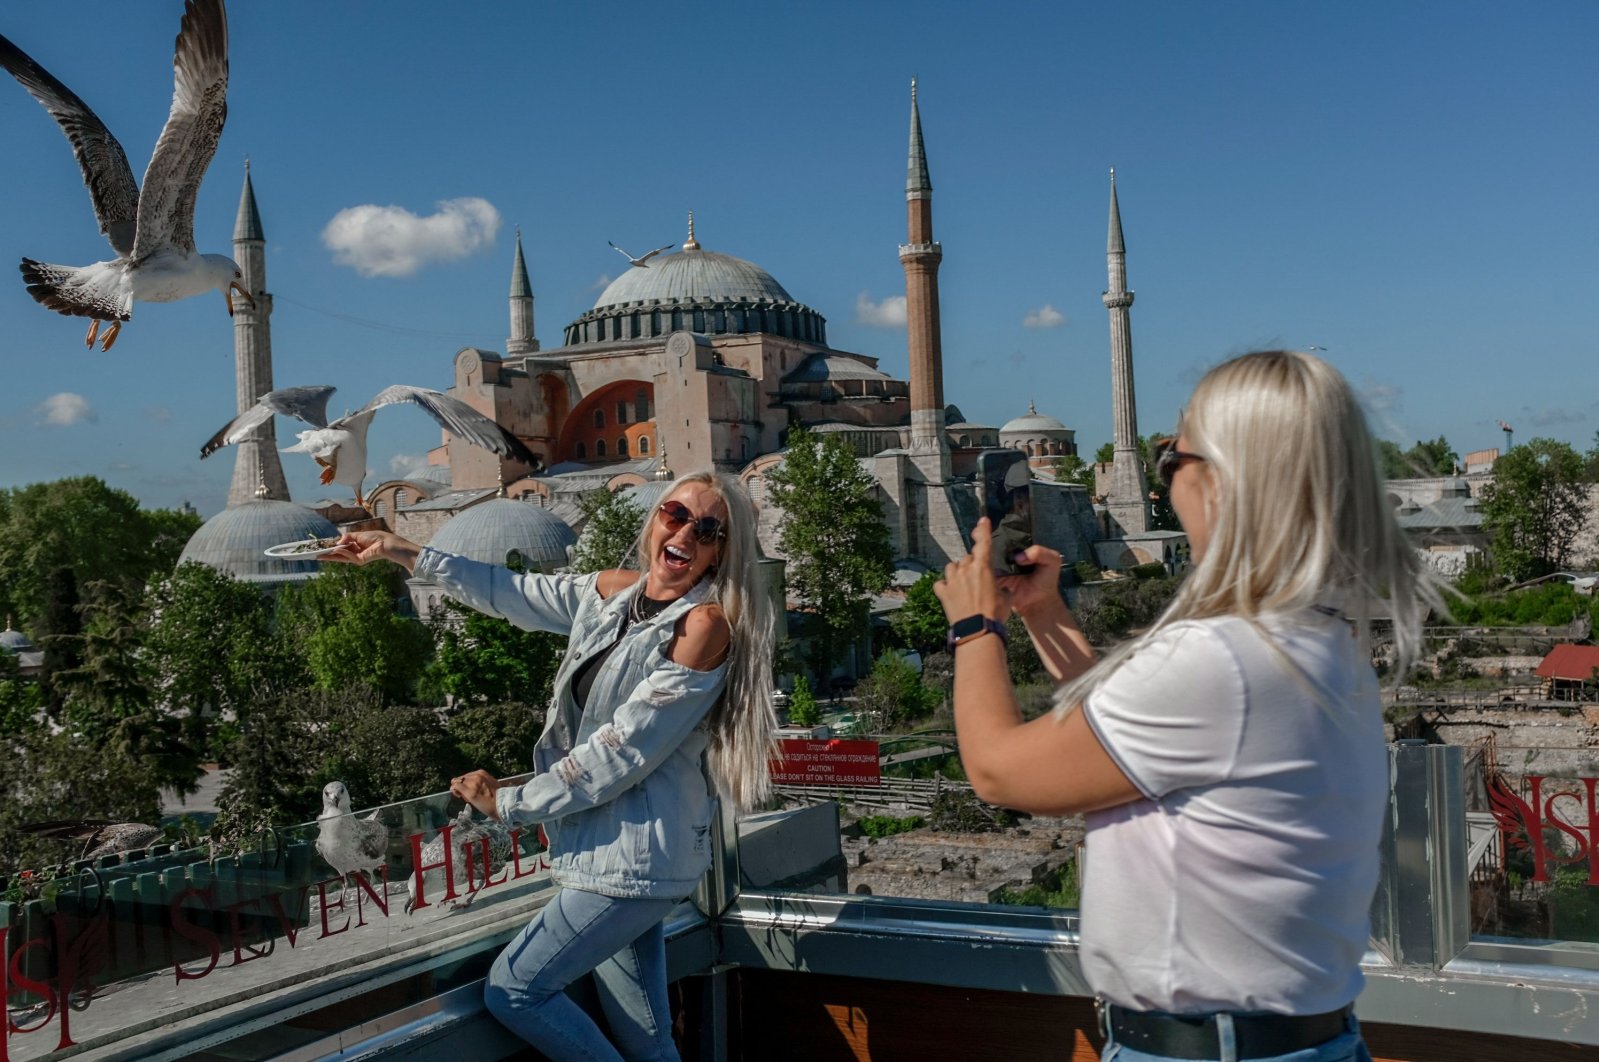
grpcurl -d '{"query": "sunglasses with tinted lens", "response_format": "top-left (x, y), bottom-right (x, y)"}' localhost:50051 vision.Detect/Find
top-left (657, 500), bottom-right (726, 544)
top-left (1153, 439), bottom-right (1205, 490)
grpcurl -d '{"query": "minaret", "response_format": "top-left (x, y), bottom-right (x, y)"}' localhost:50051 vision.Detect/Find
top-left (227, 161), bottom-right (289, 506)
top-left (507, 227), bottom-right (538, 355)
top-left (899, 78), bottom-right (948, 480)
top-left (1102, 168), bottom-right (1149, 535)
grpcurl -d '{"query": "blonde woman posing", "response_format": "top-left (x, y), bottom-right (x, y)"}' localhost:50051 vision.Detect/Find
top-left (326, 471), bottom-right (775, 1062)
top-left (936, 351), bottom-right (1432, 1062)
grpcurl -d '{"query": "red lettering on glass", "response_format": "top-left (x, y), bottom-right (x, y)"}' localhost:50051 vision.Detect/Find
top-left (316, 877), bottom-right (352, 937)
top-left (226, 897), bottom-right (271, 967)
top-left (353, 867), bottom-right (390, 926)
top-left (1489, 773), bottom-right (1599, 886)
top-left (169, 887), bottom-right (220, 982)
top-left (407, 825), bottom-right (460, 912)
top-left (267, 887), bottom-right (310, 947)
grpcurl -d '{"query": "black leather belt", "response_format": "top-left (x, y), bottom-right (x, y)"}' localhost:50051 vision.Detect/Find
top-left (1100, 1001), bottom-right (1352, 1060)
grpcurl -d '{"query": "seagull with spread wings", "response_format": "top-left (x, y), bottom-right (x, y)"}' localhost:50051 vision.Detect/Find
top-left (200, 384), bottom-right (540, 507)
top-left (0, 0), bottom-right (251, 351)
top-left (608, 240), bottom-right (675, 268)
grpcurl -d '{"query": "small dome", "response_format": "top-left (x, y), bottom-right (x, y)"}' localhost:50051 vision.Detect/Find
top-left (179, 501), bottom-right (339, 584)
top-left (617, 480), bottom-right (675, 514)
top-left (593, 247), bottom-right (793, 310)
top-left (427, 497), bottom-right (576, 573)
top-left (783, 353), bottom-right (891, 384)
top-left (1000, 402), bottom-right (1070, 434)
top-left (0, 620), bottom-right (33, 653)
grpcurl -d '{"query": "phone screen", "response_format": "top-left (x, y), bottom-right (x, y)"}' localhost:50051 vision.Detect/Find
top-left (978, 449), bottom-right (1035, 575)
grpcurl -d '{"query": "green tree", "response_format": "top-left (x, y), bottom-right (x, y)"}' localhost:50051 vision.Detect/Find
top-left (0, 477), bottom-right (195, 632)
top-left (144, 563), bottom-right (306, 760)
top-left (570, 489), bottom-right (647, 573)
top-left (278, 564), bottom-right (432, 701)
top-left (1479, 439), bottom-right (1589, 582)
top-left (1052, 454), bottom-right (1096, 490)
top-left (0, 650), bottom-right (42, 734)
top-left (767, 427), bottom-right (894, 679)
top-left (1405, 436), bottom-right (1460, 477)
top-left (1076, 576), bottom-right (1182, 646)
top-left (857, 650), bottom-right (937, 732)
top-left (1375, 439), bottom-right (1409, 481)
top-left (787, 674), bottom-right (820, 727)
top-left (420, 600), bottom-right (562, 706)
top-left (35, 565), bottom-right (83, 717)
top-left (890, 571), bottom-right (947, 658)
top-left (446, 702), bottom-right (546, 778)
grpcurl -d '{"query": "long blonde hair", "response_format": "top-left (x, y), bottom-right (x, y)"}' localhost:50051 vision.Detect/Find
top-left (1059, 350), bottom-right (1437, 711)
top-left (631, 471), bottom-right (776, 811)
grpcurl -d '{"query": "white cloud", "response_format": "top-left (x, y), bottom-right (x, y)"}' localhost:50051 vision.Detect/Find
top-left (1022, 304), bottom-right (1065, 329)
top-left (1523, 406), bottom-right (1586, 427)
top-left (322, 197), bottom-right (501, 278)
top-left (145, 405), bottom-right (172, 423)
top-left (854, 292), bottom-right (907, 328)
top-left (388, 453), bottom-right (433, 480)
top-left (588, 273), bottom-right (615, 293)
top-left (36, 392), bottom-right (96, 427)
top-left (1358, 380), bottom-right (1403, 416)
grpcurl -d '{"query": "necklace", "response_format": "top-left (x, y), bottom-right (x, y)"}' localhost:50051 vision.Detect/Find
top-left (629, 586), bottom-right (669, 626)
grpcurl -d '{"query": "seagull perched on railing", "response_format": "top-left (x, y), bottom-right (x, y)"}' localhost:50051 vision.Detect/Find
top-left (0, 0), bottom-right (252, 351)
top-left (608, 240), bottom-right (675, 268)
top-left (315, 781), bottom-right (389, 902)
top-left (199, 384), bottom-right (540, 508)
top-left (405, 804), bottom-right (515, 915)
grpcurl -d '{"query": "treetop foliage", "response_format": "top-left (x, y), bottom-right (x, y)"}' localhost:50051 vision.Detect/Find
top-left (570, 488), bottom-right (647, 573)
top-left (1478, 438), bottom-right (1589, 582)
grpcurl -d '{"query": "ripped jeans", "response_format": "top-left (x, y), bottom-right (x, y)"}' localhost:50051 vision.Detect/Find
top-left (484, 887), bottom-right (681, 1062)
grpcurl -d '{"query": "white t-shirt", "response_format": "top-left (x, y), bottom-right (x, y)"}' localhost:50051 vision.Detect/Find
top-left (1078, 610), bottom-right (1385, 1015)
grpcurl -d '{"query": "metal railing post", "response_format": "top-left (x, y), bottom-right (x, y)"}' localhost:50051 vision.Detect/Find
top-left (1382, 740), bottom-right (1470, 968)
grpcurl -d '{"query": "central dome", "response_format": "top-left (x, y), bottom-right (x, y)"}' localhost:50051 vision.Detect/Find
top-left (593, 248), bottom-right (794, 310)
top-left (562, 231), bottom-right (827, 348)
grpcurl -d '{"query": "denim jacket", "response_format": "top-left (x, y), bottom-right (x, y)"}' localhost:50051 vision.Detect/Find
top-left (414, 547), bottom-right (727, 899)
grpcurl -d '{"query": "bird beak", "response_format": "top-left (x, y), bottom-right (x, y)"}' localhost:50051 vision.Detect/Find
top-left (227, 282), bottom-right (255, 316)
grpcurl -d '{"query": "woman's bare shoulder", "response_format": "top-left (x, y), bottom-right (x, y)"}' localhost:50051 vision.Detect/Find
top-left (596, 569), bottom-right (642, 599)
top-left (671, 603), bottom-right (731, 670)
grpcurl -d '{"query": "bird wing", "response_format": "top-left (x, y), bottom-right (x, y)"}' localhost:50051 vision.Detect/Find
top-left (133, 0), bottom-right (230, 260)
top-left (638, 243), bottom-right (675, 263)
top-left (354, 817), bottom-right (389, 866)
top-left (349, 385), bottom-right (538, 467)
top-left (0, 30), bottom-right (140, 256)
top-left (607, 241), bottom-right (635, 261)
top-left (199, 386), bottom-right (337, 458)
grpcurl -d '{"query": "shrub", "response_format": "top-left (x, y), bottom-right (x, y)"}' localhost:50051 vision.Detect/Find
top-left (857, 814), bottom-right (924, 839)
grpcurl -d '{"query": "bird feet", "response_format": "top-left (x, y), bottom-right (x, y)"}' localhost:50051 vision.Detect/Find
top-left (84, 320), bottom-right (122, 352)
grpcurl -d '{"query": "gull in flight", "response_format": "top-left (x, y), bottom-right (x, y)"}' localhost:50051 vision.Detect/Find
top-left (200, 384), bottom-right (540, 507)
top-left (19, 819), bottom-right (165, 861)
top-left (608, 240), bottom-right (675, 268)
top-left (0, 0), bottom-right (252, 351)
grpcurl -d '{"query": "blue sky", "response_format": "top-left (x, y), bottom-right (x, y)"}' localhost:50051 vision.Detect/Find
top-left (1, 0), bottom-right (1595, 515)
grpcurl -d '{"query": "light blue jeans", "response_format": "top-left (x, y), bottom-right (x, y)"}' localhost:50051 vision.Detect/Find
top-left (484, 887), bottom-right (681, 1062)
top-left (1102, 1012), bottom-right (1370, 1062)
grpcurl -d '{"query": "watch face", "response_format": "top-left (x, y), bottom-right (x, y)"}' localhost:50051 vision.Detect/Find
top-left (950, 615), bottom-right (988, 639)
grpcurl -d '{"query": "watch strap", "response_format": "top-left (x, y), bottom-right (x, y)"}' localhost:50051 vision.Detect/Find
top-left (947, 615), bottom-right (1008, 651)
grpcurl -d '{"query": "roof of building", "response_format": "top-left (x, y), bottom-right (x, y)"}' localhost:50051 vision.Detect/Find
top-left (425, 497), bottom-right (576, 573)
top-left (784, 352), bottom-right (891, 384)
top-left (593, 246), bottom-right (794, 311)
top-left (618, 480), bottom-right (675, 513)
top-left (179, 500), bottom-right (338, 585)
top-left (1393, 493), bottom-right (1483, 530)
top-left (1000, 402), bottom-right (1071, 434)
top-left (0, 619), bottom-right (33, 653)
top-left (1536, 644), bottom-right (1599, 681)
top-left (402, 488), bottom-right (497, 513)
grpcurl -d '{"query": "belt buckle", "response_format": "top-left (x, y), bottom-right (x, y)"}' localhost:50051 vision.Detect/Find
top-left (1094, 995), bottom-right (1109, 1042)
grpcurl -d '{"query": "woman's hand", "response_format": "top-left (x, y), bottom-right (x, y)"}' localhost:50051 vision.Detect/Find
top-left (322, 530), bottom-right (422, 573)
top-left (934, 517), bottom-right (1009, 625)
top-left (999, 543), bottom-right (1064, 620)
top-left (451, 770), bottom-right (501, 821)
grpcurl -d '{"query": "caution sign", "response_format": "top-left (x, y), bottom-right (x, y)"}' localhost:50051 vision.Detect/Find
top-left (771, 738), bottom-right (881, 787)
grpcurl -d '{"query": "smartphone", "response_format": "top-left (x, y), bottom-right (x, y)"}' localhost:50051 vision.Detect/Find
top-left (976, 449), bottom-right (1035, 576)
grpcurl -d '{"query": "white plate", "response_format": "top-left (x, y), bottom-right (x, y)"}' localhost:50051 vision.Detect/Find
top-left (263, 537), bottom-right (344, 559)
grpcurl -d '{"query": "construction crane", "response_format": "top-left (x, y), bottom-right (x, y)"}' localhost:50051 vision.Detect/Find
top-left (1496, 420), bottom-right (1514, 451)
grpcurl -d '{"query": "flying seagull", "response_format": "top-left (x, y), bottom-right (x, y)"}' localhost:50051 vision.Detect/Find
top-left (315, 781), bottom-right (389, 903)
top-left (0, 0), bottom-right (251, 351)
top-left (19, 819), bottom-right (165, 862)
top-left (199, 384), bottom-right (541, 507)
top-left (608, 240), bottom-right (675, 268)
top-left (405, 804), bottom-right (515, 915)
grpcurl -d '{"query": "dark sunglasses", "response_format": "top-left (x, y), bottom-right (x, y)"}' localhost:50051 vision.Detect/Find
top-left (657, 500), bottom-right (726, 544)
top-left (1153, 439), bottom-right (1205, 490)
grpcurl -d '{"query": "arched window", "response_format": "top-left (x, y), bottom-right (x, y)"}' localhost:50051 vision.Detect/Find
top-left (617, 436), bottom-right (629, 457)
top-left (575, 441), bottom-right (586, 459)
top-left (638, 436), bottom-right (650, 454)
top-left (594, 408), bottom-right (606, 429)
top-left (635, 389), bottom-right (648, 421)
top-left (375, 499), bottom-right (388, 518)
top-left (395, 489), bottom-right (408, 507)
top-left (1026, 441), bottom-right (1036, 456)
top-left (596, 438), bottom-right (607, 458)
top-left (959, 435), bottom-right (970, 447)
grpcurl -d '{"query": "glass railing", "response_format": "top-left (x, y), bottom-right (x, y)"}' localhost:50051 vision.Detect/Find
top-left (1, 779), bottom-right (554, 1060)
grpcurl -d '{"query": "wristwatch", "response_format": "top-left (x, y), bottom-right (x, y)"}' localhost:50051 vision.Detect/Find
top-left (947, 615), bottom-right (1008, 651)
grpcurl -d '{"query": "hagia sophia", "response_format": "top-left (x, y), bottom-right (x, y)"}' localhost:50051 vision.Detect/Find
top-left (178, 83), bottom-right (1189, 624)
